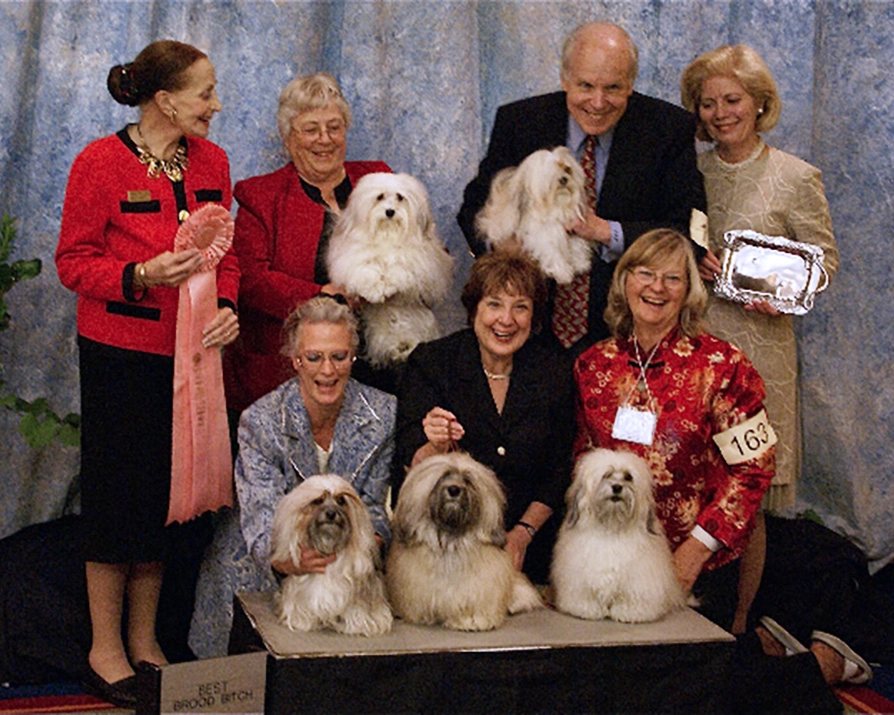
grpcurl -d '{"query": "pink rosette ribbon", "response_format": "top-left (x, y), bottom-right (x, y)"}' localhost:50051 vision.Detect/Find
top-left (168, 204), bottom-right (235, 524)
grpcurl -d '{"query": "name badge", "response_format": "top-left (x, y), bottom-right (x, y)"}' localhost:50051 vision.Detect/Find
top-left (612, 406), bottom-right (657, 446)
top-left (127, 190), bottom-right (152, 202)
top-left (712, 408), bottom-right (777, 464)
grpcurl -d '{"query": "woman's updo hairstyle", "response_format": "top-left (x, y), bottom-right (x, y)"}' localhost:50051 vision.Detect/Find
top-left (108, 40), bottom-right (207, 107)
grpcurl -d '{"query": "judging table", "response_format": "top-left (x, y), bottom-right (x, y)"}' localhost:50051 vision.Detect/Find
top-left (226, 590), bottom-right (736, 714)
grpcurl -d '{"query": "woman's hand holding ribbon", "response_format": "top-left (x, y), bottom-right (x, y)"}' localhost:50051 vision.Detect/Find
top-left (201, 306), bottom-right (239, 349)
top-left (141, 248), bottom-right (204, 287)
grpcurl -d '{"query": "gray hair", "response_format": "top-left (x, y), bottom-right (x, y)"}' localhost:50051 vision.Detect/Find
top-left (281, 294), bottom-right (360, 358)
top-left (276, 72), bottom-right (353, 144)
top-left (560, 22), bottom-right (639, 85)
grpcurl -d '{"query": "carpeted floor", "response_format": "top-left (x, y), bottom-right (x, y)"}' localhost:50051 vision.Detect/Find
top-left (0, 682), bottom-right (122, 714)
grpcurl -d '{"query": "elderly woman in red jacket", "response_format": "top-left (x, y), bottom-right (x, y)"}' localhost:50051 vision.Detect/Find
top-left (55, 40), bottom-right (239, 707)
top-left (223, 72), bottom-right (390, 413)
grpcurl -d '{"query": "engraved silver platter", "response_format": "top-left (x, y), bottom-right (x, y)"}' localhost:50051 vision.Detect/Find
top-left (714, 229), bottom-right (830, 315)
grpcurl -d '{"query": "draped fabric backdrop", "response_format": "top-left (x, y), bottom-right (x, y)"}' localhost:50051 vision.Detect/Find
top-left (1, 1), bottom-right (892, 570)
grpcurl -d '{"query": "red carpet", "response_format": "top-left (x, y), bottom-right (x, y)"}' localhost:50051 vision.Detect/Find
top-left (0, 684), bottom-right (116, 714)
top-left (835, 685), bottom-right (894, 714)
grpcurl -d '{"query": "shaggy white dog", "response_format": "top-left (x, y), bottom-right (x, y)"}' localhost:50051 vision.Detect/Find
top-left (270, 474), bottom-right (392, 636)
top-left (327, 172), bottom-right (454, 368)
top-left (551, 449), bottom-right (687, 623)
top-left (475, 146), bottom-right (592, 284)
top-left (386, 452), bottom-right (543, 631)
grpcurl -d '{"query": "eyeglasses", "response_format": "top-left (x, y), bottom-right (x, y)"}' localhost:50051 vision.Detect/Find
top-left (296, 350), bottom-right (355, 371)
top-left (292, 121), bottom-right (346, 141)
top-left (629, 267), bottom-right (687, 290)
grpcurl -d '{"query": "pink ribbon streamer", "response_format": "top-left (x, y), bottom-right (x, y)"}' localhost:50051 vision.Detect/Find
top-left (168, 204), bottom-right (234, 524)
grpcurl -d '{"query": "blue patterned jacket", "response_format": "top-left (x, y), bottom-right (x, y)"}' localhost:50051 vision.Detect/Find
top-left (188, 377), bottom-right (395, 658)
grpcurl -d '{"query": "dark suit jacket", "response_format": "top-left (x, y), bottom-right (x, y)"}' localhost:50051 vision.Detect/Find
top-left (394, 329), bottom-right (574, 583)
top-left (458, 91), bottom-right (706, 355)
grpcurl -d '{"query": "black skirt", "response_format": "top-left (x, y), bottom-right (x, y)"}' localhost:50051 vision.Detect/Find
top-left (78, 336), bottom-right (174, 563)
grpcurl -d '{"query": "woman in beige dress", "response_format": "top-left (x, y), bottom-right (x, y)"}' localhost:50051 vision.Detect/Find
top-left (681, 45), bottom-right (838, 512)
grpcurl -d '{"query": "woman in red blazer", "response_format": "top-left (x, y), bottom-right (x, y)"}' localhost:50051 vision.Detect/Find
top-left (55, 41), bottom-right (239, 707)
top-left (223, 72), bottom-right (390, 412)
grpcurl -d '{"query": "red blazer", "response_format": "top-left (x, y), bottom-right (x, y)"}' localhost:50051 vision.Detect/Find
top-left (223, 160), bottom-right (390, 411)
top-left (56, 130), bottom-right (238, 356)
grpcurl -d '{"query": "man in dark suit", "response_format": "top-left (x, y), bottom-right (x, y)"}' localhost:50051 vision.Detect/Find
top-left (458, 21), bottom-right (706, 357)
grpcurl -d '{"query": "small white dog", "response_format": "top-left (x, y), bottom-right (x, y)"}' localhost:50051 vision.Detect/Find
top-left (270, 474), bottom-right (392, 636)
top-left (386, 452), bottom-right (543, 631)
top-left (475, 146), bottom-right (592, 284)
top-left (551, 449), bottom-right (687, 623)
top-left (327, 173), bottom-right (454, 368)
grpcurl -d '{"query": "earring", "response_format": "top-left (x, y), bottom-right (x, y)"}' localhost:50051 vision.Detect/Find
top-left (169, 109), bottom-right (178, 125)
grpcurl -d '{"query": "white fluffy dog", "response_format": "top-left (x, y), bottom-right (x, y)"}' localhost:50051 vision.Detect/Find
top-left (475, 146), bottom-right (592, 285)
top-left (270, 474), bottom-right (392, 636)
top-left (386, 452), bottom-right (543, 631)
top-left (551, 449), bottom-right (687, 623)
top-left (327, 173), bottom-right (454, 368)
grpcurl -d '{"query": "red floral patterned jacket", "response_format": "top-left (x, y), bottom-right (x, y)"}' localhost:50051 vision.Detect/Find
top-left (573, 328), bottom-right (775, 569)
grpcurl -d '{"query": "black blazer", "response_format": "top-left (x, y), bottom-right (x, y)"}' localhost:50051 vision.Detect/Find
top-left (458, 91), bottom-right (707, 354)
top-left (394, 330), bottom-right (574, 582)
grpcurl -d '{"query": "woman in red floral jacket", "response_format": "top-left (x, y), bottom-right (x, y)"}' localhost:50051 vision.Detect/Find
top-left (573, 228), bottom-right (774, 629)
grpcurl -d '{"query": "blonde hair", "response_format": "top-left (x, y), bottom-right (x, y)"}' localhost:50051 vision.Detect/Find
top-left (604, 228), bottom-right (707, 339)
top-left (680, 44), bottom-right (781, 142)
top-left (276, 72), bottom-right (353, 144)
top-left (281, 294), bottom-right (359, 359)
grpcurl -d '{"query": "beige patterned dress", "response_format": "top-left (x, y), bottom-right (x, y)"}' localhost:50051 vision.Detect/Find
top-left (699, 139), bottom-right (838, 510)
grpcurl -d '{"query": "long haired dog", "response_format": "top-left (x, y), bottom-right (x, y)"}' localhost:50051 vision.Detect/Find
top-left (327, 173), bottom-right (454, 368)
top-left (386, 452), bottom-right (543, 631)
top-left (475, 146), bottom-right (592, 285)
top-left (551, 449), bottom-right (687, 623)
top-left (270, 474), bottom-right (392, 636)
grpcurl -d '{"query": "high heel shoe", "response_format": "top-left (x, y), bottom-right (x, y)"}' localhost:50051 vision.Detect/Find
top-left (81, 666), bottom-right (138, 708)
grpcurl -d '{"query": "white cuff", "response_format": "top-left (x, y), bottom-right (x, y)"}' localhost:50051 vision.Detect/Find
top-left (691, 525), bottom-right (723, 552)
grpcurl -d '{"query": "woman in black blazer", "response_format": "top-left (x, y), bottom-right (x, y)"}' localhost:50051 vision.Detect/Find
top-left (395, 250), bottom-right (574, 584)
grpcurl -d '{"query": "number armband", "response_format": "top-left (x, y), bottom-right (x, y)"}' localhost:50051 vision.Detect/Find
top-left (712, 409), bottom-right (777, 465)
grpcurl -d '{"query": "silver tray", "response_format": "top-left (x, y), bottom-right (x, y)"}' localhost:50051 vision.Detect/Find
top-left (714, 230), bottom-right (829, 315)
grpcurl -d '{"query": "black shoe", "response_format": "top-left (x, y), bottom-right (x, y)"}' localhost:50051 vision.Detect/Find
top-left (82, 667), bottom-right (138, 708)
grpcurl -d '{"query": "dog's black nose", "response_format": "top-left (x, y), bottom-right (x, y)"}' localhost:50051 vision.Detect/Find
top-left (559, 175), bottom-right (568, 186)
top-left (385, 208), bottom-right (395, 218)
top-left (447, 485), bottom-right (462, 498)
top-left (323, 508), bottom-right (338, 521)
top-left (611, 484), bottom-right (623, 495)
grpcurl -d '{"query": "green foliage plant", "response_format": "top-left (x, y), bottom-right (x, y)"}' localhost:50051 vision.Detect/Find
top-left (0, 212), bottom-right (80, 448)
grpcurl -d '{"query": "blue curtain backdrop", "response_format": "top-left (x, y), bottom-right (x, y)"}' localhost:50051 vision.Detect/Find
top-left (1, 0), bottom-right (892, 570)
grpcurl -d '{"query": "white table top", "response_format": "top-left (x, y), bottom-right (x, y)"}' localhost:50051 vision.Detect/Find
top-left (236, 591), bottom-right (734, 660)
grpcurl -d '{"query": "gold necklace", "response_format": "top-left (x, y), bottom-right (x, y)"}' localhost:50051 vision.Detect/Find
top-left (483, 366), bottom-right (512, 380)
top-left (134, 124), bottom-right (188, 182)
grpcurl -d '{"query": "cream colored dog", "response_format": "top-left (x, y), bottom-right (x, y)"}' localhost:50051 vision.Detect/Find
top-left (270, 474), bottom-right (392, 636)
top-left (386, 452), bottom-right (543, 631)
top-left (551, 449), bottom-right (686, 623)
top-left (475, 146), bottom-right (592, 284)
top-left (327, 172), bottom-right (454, 368)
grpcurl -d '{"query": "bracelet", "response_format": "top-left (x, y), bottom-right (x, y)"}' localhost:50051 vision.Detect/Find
top-left (517, 521), bottom-right (537, 539)
top-left (136, 262), bottom-right (149, 289)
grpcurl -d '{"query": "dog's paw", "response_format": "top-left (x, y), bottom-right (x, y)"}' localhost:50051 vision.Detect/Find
top-left (445, 610), bottom-right (504, 632)
top-left (509, 574), bottom-right (544, 614)
top-left (336, 603), bottom-right (393, 636)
